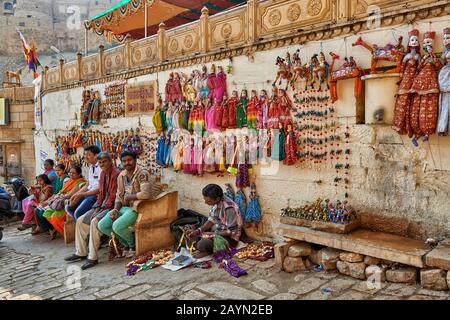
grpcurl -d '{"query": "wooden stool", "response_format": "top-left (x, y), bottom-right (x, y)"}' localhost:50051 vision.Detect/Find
top-left (134, 191), bottom-right (178, 256)
top-left (64, 214), bottom-right (76, 245)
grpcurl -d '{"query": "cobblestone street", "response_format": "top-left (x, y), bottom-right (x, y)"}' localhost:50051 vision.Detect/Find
top-left (1, 223), bottom-right (448, 301)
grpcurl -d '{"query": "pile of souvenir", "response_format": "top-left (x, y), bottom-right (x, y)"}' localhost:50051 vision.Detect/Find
top-left (281, 198), bottom-right (357, 224)
top-left (80, 89), bottom-right (102, 129)
top-left (54, 128), bottom-right (144, 170)
top-left (101, 80), bottom-right (126, 119)
top-left (126, 249), bottom-right (173, 276)
top-left (235, 242), bottom-right (274, 261)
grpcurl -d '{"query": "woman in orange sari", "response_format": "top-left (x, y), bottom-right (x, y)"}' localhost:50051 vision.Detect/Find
top-left (41, 166), bottom-right (86, 238)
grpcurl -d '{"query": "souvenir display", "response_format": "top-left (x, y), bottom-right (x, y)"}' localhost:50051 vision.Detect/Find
top-left (102, 80), bottom-right (126, 119)
top-left (235, 242), bottom-right (274, 261)
top-left (392, 29), bottom-right (421, 137)
top-left (126, 249), bottom-right (173, 276)
top-left (352, 35), bottom-right (405, 74)
top-left (329, 53), bottom-right (365, 103)
top-left (410, 31), bottom-right (442, 145)
top-left (236, 89), bottom-right (248, 128)
top-left (438, 27), bottom-right (450, 135)
top-left (80, 89), bottom-right (101, 129)
top-left (244, 183), bottom-right (261, 225)
top-left (281, 198), bottom-right (357, 224)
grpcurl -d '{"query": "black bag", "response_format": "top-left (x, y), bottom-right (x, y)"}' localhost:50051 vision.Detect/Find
top-left (170, 209), bottom-right (208, 251)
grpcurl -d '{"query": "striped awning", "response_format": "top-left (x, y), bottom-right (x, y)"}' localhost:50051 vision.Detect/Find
top-left (85, 0), bottom-right (247, 43)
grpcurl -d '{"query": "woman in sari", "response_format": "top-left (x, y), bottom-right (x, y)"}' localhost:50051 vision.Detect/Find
top-left (20, 175), bottom-right (54, 234)
top-left (40, 166), bottom-right (86, 239)
top-left (18, 160), bottom-right (59, 231)
top-left (53, 164), bottom-right (69, 194)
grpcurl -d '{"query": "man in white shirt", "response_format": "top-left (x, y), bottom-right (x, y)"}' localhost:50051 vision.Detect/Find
top-left (65, 145), bottom-right (101, 220)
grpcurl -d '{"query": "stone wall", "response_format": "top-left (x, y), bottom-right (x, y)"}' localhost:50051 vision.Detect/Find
top-left (35, 11), bottom-right (450, 241)
top-left (0, 86), bottom-right (36, 184)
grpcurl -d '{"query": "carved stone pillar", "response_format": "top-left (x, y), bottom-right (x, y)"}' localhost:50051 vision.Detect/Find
top-left (125, 37), bottom-right (132, 69)
top-left (247, 0), bottom-right (257, 44)
top-left (76, 52), bottom-right (83, 82)
top-left (200, 7), bottom-right (209, 53)
top-left (98, 45), bottom-right (105, 77)
top-left (59, 58), bottom-right (64, 85)
top-left (43, 66), bottom-right (48, 91)
top-left (157, 22), bottom-right (167, 61)
top-left (336, 0), bottom-right (351, 23)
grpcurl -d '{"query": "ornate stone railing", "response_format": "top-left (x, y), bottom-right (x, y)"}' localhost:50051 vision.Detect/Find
top-left (41, 0), bottom-right (449, 94)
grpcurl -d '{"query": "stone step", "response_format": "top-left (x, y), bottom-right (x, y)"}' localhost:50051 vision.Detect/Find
top-left (425, 240), bottom-right (450, 271)
top-left (280, 225), bottom-right (432, 268)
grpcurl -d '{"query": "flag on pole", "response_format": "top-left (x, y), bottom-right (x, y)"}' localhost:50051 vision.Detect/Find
top-left (16, 28), bottom-right (41, 78)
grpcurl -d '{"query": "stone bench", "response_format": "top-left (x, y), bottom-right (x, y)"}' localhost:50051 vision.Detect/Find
top-left (280, 224), bottom-right (432, 268)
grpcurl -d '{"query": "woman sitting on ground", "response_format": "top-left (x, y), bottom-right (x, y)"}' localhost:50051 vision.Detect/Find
top-left (187, 184), bottom-right (244, 258)
top-left (41, 165), bottom-right (86, 239)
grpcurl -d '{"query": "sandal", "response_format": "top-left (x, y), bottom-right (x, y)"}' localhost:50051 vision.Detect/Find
top-left (31, 228), bottom-right (41, 235)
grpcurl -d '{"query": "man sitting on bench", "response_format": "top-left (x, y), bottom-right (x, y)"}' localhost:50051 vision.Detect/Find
top-left (98, 151), bottom-right (163, 259)
top-left (64, 152), bottom-right (120, 270)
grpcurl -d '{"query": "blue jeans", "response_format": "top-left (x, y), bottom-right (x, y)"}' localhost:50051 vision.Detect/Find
top-left (65, 195), bottom-right (97, 220)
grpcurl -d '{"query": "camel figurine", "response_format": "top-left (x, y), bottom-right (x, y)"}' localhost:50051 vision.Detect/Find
top-left (352, 36), bottom-right (405, 74)
top-left (290, 49), bottom-right (312, 91)
top-left (329, 53), bottom-right (365, 103)
top-left (272, 52), bottom-right (293, 90)
top-left (4, 69), bottom-right (22, 87)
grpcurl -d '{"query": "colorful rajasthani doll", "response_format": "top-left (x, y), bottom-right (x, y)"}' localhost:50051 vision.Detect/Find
top-left (172, 103), bottom-right (180, 130)
top-left (271, 123), bottom-right (286, 161)
top-left (203, 137), bottom-right (216, 173)
top-left (192, 136), bottom-right (203, 176)
top-left (165, 72), bottom-right (174, 103)
top-left (215, 134), bottom-right (226, 175)
top-left (392, 29), bottom-right (421, 136)
top-left (215, 66), bottom-right (228, 102)
top-left (267, 86), bottom-right (280, 129)
top-left (183, 102), bottom-right (191, 131)
top-left (247, 90), bottom-right (258, 129)
top-left (165, 103), bottom-right (174, 131)
top-left (208, 64), bottom-right (217, 101)
top-left (200, 65), bottom-right (209, 100)
top-left (173, 138), bottom-right (184, 171)
top-left (192, 70), bottom-right (202, 100)
top-left (220, 96), bottom-right (229, 130)
top-left (278, 88), bottom-right (293, 131)
top-left (156, 134), bottom-right (167, 166)
top-left (284, 124), bottom-right (298, 165)
top-left (183, 137), bottom-right (195, 174)
top-left (173, 72), bottom-right (183, 103)
top-left (228, 90), bottom-right (238, 129)
top-left (205, 98), bottom-right (219, 132)
top-left (188, 102), bottom-right (196, 132)
top-left (410, 31), bottom-right (442, 144)
top-left (193, 101), bottom-right (205, 135)
top-left (438, 27), bottom-right (450, 135)
top-left (236, 89), bottom-right (248, 128)
top-left (215, 96), bottom-right (225, 130)
top-left (245, 183), bottom-right (261, 225)
top-left (257, 90), bottom-right (269, 129)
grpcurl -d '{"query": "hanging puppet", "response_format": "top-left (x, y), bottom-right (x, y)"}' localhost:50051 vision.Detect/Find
top-left (247, 90), bottom-right (258, 129)
top-left (392, 29), bottom-right (421, 136)
top-left (410, 31), bottom-right (442, 145)
top-left (236, 89), bottom-right (248, 128)
top-left (438, 27), bottom-right (450, 135)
